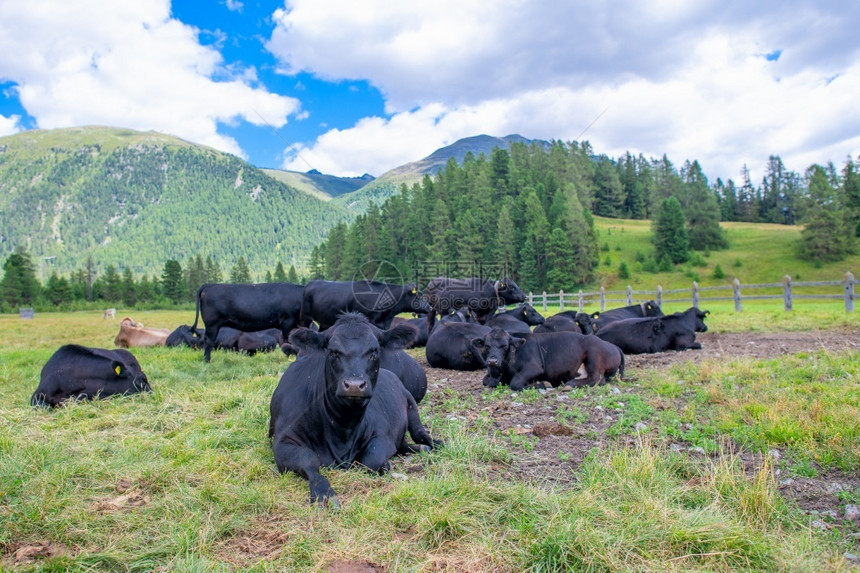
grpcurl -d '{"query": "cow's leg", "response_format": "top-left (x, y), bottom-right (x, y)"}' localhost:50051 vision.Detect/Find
top-left (575, 353), bottom-right (601, 387)
top-left (202, 325), bottom-right (219, 363)
top-left (357, 439), bottom-right (397, 474)
top-left (273, 441), bottom-right (339, 509)
top-left (404, 394), bottom-right (441, 449)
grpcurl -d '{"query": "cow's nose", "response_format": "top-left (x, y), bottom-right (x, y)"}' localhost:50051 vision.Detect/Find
top-left (487, 358), bottom-right (499, 366)
top-left (342, 377), bottom-right (368, 396)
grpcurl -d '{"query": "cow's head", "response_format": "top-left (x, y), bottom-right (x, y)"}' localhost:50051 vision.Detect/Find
top-left (573, 312), bottom-right (596, 334)
top-left (694, 308), bottom-right (709, 332)
top-left (31, 345), bottom-right (151, 408)
top-left (471, 328), bottom-right (525, 388)
top-left (644, 300), bottom-right (664, 317)
top-left (289, 313), bottom-right (415, 404)
top-left (403, 283), bottom-right (433, 315)
top-left (495, 278), bottom-right (526, 304)
top-left (517, 303), bottom-right (545, 326)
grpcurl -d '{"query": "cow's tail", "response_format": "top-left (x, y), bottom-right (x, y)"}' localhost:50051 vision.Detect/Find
top-left (618, 349), bottom-right (626, 380)
top-left (190, 284), bottom-right (205, 337)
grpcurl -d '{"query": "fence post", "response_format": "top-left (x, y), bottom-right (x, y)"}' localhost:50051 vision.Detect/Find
top-left (626, 285), bottom-right (632, 305)
top-left (733, 278), bottom-right (742, 312)
top-left (656, 285), bottom-right (662, 308)
top-left (692, 281), bottom-right (699, 309)
top-left (559, 290), bottom-right (565, 311)
top-left (578, 290), bottom-right (584, 311)
top-left (846, 272), bottom-right (855, 312)
top-left (783, 275), bottom-right (793, 311)
top-left (528, 291), bottom-right (533, 305)
top-left (600, 287), bottom-right (606, 311)
top-left (542, 291), bottom-right (548, 312)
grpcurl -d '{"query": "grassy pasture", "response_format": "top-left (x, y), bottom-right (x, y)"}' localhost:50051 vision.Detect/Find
top-left (1, 309), bottom-right (858, 571)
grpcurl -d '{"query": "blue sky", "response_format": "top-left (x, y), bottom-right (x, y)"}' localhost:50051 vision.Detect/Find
top-left (1, 1), bottom-right (859, 183)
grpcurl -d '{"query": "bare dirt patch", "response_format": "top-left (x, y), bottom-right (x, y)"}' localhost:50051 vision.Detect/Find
top-left (411, 329), bottom-right (860, 544)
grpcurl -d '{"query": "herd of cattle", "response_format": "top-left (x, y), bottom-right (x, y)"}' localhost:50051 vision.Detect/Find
top-left (29, 277), bottom-right (709, 507)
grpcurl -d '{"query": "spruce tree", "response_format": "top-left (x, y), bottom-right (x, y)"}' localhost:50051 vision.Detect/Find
top-left (122, 267), bottom-right (137, 307)
top-left (274, 261), bottom-right (288, 282)
top-left (230, 257), bottom-right (252, 283)
top-left (653, 196), bottom-right (689, 264)
top-left (798, 164), bottom-right (854, 262)
top-left (161, 260), bottom-right (185, 303)
top-left (1, 247), bottom-right (41, 307)
top-left (287, 264), bottom-right (299, 283)
top-left (545, 227), bottom-right (576, 290)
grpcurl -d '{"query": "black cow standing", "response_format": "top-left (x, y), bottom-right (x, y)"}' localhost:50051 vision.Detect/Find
top-left (31, 345), bottom-right (151, 408)
top-left (269, 313), bottom-right (441, 509)
top-left (592, 300), bottom-right (663, 331)
top-left (534, 311), bottom-right (596, 335)
top-left (301, 280), bottom-right (432, 332)
top-left (595, 307), bottom-right (709, 354)
top-left (471, 329), bottom-right (625, 391)
top-left (191, 282), bottom-right (306, 362)
top-left (424, 277), bottom-right (526, 329)
top-left (486, 303), bottom-right (545, 335)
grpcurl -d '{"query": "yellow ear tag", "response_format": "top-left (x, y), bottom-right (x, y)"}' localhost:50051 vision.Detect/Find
top-left (114, 365), bottom-right (122, 375)
top-left (500, 283), bottom-right (506, 289)
top-left (411, 288), bottom-right (417, 294)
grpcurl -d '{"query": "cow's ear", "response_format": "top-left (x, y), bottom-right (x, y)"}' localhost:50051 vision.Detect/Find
top-left (289, 327), bottom-right (328, 351)
top-left (111, 361), bottom-right (124, 377)
top-left (704, 310), bottom-right (710, 317)
top-left (379, 323), bottom-right (416, 349)
top-left (406, 282), bottom-right (418, 295)
top-left (591, 311), bottom-right (600, 319)
top-left (470, 337), bottom-right (486, 350)
top-left (512, 337), bottom-right (526, 348)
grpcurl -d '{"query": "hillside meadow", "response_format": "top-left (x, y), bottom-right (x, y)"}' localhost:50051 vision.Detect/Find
top-left (1, 307), bottom-right (858, 571)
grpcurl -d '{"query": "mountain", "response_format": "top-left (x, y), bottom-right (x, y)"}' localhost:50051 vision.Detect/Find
top-left (0, 126), bottom-right (349, 277)
top-left (332, 134), bottom-right (547, 212)
top-left (261, 168), bottom-right (374, 201)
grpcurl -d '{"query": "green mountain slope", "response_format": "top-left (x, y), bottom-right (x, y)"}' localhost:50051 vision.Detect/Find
top-left (0, 126), bottom-right (348, 277)
top-left (262, 168), bottom-right (374, 201)
top-left (332, 134), bottom-right (546, 213)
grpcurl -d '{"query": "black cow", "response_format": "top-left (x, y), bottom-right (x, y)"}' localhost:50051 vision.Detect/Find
top-left (280, 320), bottom-right (427, 404)
top-left (301, 280), bottom-right (432, 332)
top-left (534, 311), bottom-right (596, 335)
top-left (389, 316), bottom-right (430, 348)
top-left (31, 345), bottom-right (151, 408)
top-left (472, 329), bottom-right (625, 391)
top-left (424, 322), bottom-right (491, 370)
top-left (592, 300), bottom-right (663, 331)
top-left (269, 313), bottom-right (440, 508)
top-left (486, 303), bottom-right (545, 335)
top-left (424, 277), bottom-right (526, 329)
top-left (166, 325), bottom-right (205, 348)
top-left (595, 307), bottom-right (709, 354)
top-left (191, 282), bottom-right (306, 362)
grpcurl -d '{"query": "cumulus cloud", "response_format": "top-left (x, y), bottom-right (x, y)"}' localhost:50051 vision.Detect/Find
top-left (0, 113), bottom-right (21, 137)
top-left (270, 0), bottom-right (860, 181)
top-left (0, 0), bottom-right (299, 159)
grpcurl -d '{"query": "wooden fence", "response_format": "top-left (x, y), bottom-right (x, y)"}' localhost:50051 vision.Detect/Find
top-left (526, 272), bottom-right (855, 313)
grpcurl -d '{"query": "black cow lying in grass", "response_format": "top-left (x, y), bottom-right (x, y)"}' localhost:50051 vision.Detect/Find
top-left (486, 303), bottom-right (545, 335)
top-left (31, 344), bottom-right (151, 408)
top-left (425, 322), bottom-right (492, 370)
top-left (471, 328), bottom-right (625, 391)
top-left (533, 310), bottom-right (596, 335)
top-left (269, 313), bottom-right (441, 509)
top-left (167, 325), bottom-right (282, 355)
top-left (595, 307), bottom-right (709, 354)
top-left (592, 300), bottom-right (663, 331)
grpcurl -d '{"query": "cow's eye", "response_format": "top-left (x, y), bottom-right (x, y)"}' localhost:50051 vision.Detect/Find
top-left (368, 350), bottom-right (378, 361)
top-left (329, 350), bottom-right (340, 360)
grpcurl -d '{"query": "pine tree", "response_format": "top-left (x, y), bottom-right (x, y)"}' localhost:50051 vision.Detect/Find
top-left (230, 256), bottom-right (252, 283)
top-left (121, 267), bottom-right (137, 306)
top-left (0, 247), bottom-right (41, 307)
top-left (545, 227), bottom-right (576, 290)
top-left (798, 164), bottom-right (854, 262)
top-left (205, 255), bottom-right (222, 284)
top-left (682, 160), bottom-right (729, 251)
top-left (45, 271), bottom-right (73, 306)
top-left (653, 196), bottom-right (689, 264)
top-left (287, 264), bottom-right (299, 283)
top-left (161, 260), bottom-right (185, 303)
top-left (274, 261), bottom-right (288, 282)
top-left (102, 265), bottom-right (122, 302)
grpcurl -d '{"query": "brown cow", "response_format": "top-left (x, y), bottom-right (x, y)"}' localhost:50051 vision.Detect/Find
top-left (114, 317), bottom-right (171, 348)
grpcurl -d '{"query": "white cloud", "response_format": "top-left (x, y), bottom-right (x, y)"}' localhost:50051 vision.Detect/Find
top-left (0, 114), bottom-right (21, 137)
top-left (0, 0), bottom-right (300, 159)
top-left (270, 0), bottom-right (860, 181)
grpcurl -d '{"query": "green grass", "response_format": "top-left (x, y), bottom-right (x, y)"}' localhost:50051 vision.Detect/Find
top-left (1, 310), bottom-right (857, 570)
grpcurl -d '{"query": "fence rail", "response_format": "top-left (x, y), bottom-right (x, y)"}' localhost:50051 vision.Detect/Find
top-left (526, 272), bottom-right (855, 313)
